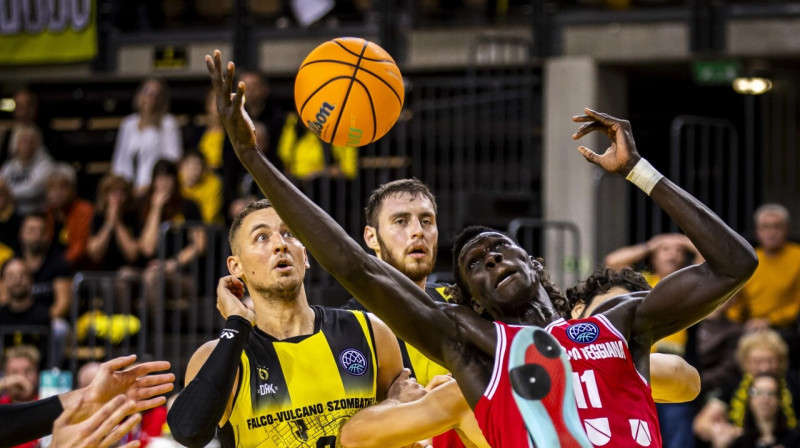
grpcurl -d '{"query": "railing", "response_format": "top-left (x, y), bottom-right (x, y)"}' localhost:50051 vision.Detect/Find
top-left (507, 218), bottom-right (582, 292)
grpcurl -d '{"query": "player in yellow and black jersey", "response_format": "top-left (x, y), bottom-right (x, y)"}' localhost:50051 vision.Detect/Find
top-left (168, 199), bottom-right (403, 448)
top-left (341, 179), bottom-right (451, 388)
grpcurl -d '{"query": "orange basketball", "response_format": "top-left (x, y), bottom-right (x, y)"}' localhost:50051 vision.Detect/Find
top-left (294, 37), bottom-right (405, 147)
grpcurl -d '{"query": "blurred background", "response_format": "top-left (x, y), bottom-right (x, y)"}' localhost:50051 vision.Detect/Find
top-left (1, 3), bottom-right (800, 446)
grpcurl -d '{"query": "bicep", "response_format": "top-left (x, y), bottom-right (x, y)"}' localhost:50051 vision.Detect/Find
top-left (649, 353), bottom-right (700, 403)
top-left (634, 264), bottom-right (741, 341)
top-left (369, 315), bottom-right (404, 402)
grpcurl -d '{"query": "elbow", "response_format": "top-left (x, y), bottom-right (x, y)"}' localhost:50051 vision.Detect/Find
top-left (167, 411), bottom-right (215, 448)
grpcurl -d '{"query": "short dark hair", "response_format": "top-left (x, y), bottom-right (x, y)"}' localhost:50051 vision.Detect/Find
top-left (364, 179), bottom-right (437, 228)
top-left (448, 226), bottom-right (570, 318)
top-left (228, 199), bottom-right (274, 253)
top-left (152, 159), bottom-right (178, 179)
top-left (565, 267), bottom-right (651, 313)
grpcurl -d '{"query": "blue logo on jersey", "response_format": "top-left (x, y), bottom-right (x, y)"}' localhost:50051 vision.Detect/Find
top-left (340, 349), bottom-right (368, 376)
top-left (566, 322), bottom-right (599, 344)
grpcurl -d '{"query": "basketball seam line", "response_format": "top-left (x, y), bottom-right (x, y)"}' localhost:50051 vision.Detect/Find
top-left (330, 40), bottom-right (371, 145)
top-left (333, 39), bottom-right (394, 63)
top-left (298, 76), bottom-right (352, 117)
top-left (298, 59), bottom-right (402, 105)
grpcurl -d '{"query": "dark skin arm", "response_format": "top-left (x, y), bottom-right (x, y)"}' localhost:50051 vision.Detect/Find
top-left (573, 109), bottom-right (758, 374)
top-left (205, 50), bottom-right (496, 407)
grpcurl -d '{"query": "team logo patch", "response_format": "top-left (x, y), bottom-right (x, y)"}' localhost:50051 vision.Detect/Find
top-left (340, 348), bottom-right (368, 376)
top-left (566, 322), bottom-right (599, 344)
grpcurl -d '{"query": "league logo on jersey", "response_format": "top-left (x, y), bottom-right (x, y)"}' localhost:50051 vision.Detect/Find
top-left (340, 348), bottom-right (368, 376)
top-left (566, 322), bottom-right (600, 344)
top-left (257, 366), bottom-right (269, 381)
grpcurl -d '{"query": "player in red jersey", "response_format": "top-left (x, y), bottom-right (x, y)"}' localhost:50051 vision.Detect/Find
top-left (206, 50), bottom-right (757, 447)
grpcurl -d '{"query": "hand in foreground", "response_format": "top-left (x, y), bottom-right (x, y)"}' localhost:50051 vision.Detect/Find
top-left (217, 275), bottom-right (255, 325)
top-left (52, 395), bottom-right (142, 448)
top-left (205, 50), bottom-right (257, 157)
top-left (72, 355), bottom-right (173, 422)
top-left (572, 108), bottom-right (641, 176)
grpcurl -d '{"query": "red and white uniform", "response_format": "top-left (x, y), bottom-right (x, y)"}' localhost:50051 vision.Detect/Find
top-left (474, 316), bottom-right (661, 447)
top-left (547, 316), bottom-right (661, 447)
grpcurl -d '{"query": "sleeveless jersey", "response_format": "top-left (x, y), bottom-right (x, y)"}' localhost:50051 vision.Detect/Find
top-left (547, 316), bottom-right (661, 447)
top-left (474, 317), bottom-right (661, 448)
top-left (343, 282), bottom-right (450, 386)
top-left (220, 306), bottom-right (378, 448)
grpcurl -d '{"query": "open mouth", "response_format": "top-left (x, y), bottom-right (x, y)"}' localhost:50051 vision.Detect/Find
top-left (495, 269), bottom-right (517, 289)
top-left (273, 259), bottom-right (293, 270)
top-left (407, 246), bottom-right (428, 259)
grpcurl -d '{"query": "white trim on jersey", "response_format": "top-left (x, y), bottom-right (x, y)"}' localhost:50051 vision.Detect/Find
top-left (484, 322), bottom-right (506, 400)
top-left (545, 318), bottom-right (566, 333)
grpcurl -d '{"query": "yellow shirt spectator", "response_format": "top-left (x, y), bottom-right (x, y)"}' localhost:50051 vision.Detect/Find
top-left (726, 243), bottom-right (800, 327)
top-left (180, 171), bottom-right (222, 224)
top-left (277, 113), bottom-right (358, 180)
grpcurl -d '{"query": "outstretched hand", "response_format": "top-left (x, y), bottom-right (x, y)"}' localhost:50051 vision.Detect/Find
top-left (572, 108), bottom-right (641, 176)
top-left (205, 50), bottom-right (257, 158)
top-left (52, 395), bottom-right (142, 448)
top-left (76, 355), bottom-right (174, 421)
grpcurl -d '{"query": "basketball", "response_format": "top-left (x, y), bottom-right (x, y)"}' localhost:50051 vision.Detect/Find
top-left (294, 37), bottom-right (405, 147)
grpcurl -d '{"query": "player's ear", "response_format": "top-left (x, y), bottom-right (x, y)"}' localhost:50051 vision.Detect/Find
top-left (529, 256), bottom-right (543, 271)
top-left (571, 302), bottom-right (585, 319)
top-left (470, 298), bottom-right (485, 315)
top-left (364, 225), bottom-right (380, 252)
top-left (227, 255), bottom-right (243, 278)
top-left (303, 247), bottom-right (311, 269)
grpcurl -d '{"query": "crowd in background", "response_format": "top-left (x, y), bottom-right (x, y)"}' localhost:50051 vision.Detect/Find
top-left (1, 77), bottom-right (799, 448)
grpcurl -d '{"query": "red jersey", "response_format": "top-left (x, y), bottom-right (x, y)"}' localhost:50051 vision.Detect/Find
top-left (474, 317), bottom-right (661, 447)
top-left (547, 315), bottom-right (661, 447)
top-left (474, 323), bottom-right (589, 448)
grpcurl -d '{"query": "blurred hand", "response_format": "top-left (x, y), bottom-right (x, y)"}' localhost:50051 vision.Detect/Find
top-left (0, 373), bottom-right (35, 400)
top-left (217, 276), bottom-right (255, 324)
top-left (52, 395), bottom-right (141, 448)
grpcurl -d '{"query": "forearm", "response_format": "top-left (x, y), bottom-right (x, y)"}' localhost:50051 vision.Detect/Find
top-left (649, 178), bottom-right (756, 281)
top-left (168, 317), bottom-right (250, 448)
top-left (115, 225), bottom-right (139, 263)
top-left (604, 244), bottom-right (649, 270)
top-left (87, 223), bottom-right (114, 262)
top-left (50, 279), bottom-right (72, 319)
top-left (0, 395), bottom-right (63, 448)
top-left (138, 212), bottom-right (162, 258)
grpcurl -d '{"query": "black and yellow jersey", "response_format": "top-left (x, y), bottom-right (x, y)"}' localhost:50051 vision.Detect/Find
top-left (342, 282), bottom-right (451, 386)
top-left (219, 306), bottom-right (378, 448)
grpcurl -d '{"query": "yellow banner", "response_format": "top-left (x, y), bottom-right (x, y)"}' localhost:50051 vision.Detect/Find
top-left (0, 0), bottom-right (97, 65)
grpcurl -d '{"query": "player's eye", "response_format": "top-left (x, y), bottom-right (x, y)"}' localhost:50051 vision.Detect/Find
top-left (256, 234), bottom-right (267, 242)
top-left (394, 218), bottom-right (406, 225)
top-left (281, 231), bottom-right (294, 238)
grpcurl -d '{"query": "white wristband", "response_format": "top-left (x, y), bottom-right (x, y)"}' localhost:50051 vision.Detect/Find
top-left (626, 158), bottom-right (663, 195)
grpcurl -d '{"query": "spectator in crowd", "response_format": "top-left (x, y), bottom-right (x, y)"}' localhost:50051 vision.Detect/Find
top-left (0, 124), bottom-right (54, 215)
top-left (18, 214), bottom-right (73, 320)
top-left (112, 77), bottom-right (182, 197)
top-left (694, 329), bottom-right (799, 447)
top-left (178, 150), bottom-right (222, 224)
top-left (196, 89), bottom-right (224, 171)
top-left (138, 160), bottom-right (206, 310)
top-left (0, 259), bottom-right (53, 363)
top-left (605, 233), bottom-right (704, 448)
top-left (276, 111), bottom-right (358, 181)
top-left (731, 373), bottom-right (800, 448)
top-left (44, 163), bottom-right (94, 269)
top-left (696, 307), bottom-right (744, 393)
top-left (0, 346), bottom-right (42, 448)
top-left (0, 178), bottom-right (20, 266)
top-left (0, 89), bottom-right (41, 166)
top-left (77, 360), bottom-right (168, 448)
top-left (726, 204), bottom-right (800, 339)
top-left (87, 174), bottom-right (140, 272)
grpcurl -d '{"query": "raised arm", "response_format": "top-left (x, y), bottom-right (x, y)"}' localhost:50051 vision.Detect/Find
top-left (573, 109), bottom-right (757, 343)
top-left (204, 50), bottom-right (490, 367)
